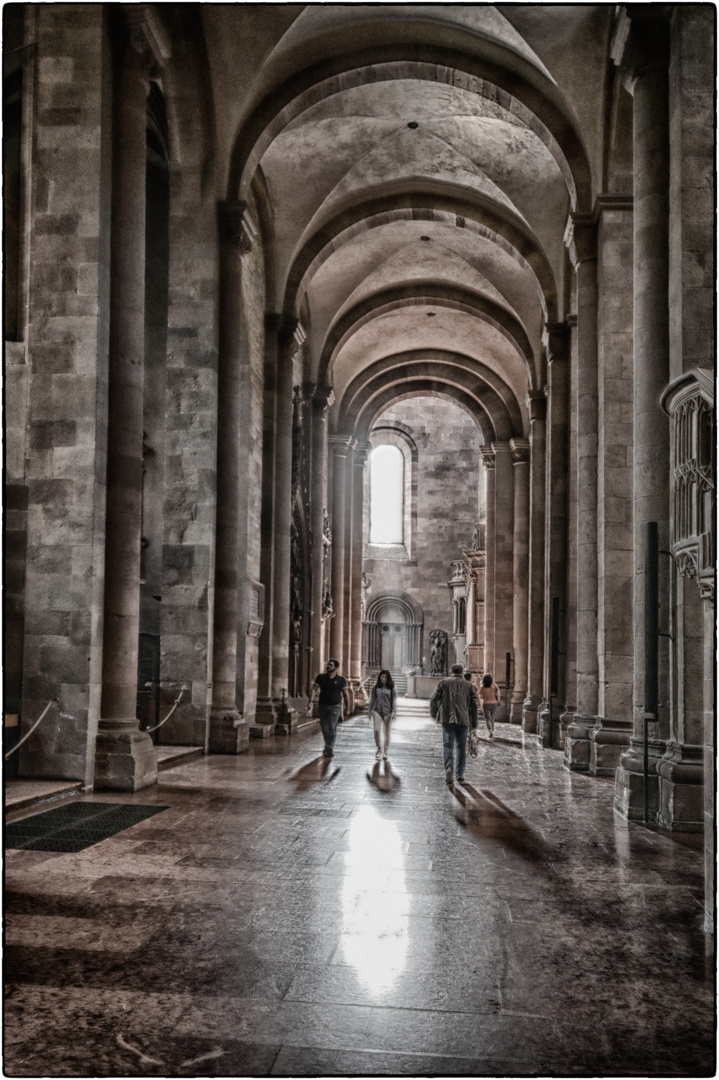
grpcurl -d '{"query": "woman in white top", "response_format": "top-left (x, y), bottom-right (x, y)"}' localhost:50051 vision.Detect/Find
top-left (479, 673), bottom-right (500, 737)
top-left (368, 670), bottom-right (397, 760)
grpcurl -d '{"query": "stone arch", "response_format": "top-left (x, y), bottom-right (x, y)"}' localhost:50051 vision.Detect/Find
top-left (339, 350), bottom-right (524, 439)
top-left (319, 284), bottom-right (537, 389)
top-left (283, 193), bottom-right (558, 325)
top-left (356, 383), bottom-right (495, 445)
top-left (227, 49), bottom-right (593, 212)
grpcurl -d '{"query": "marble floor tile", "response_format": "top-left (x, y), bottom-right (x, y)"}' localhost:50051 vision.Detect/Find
top-left (3, 709), bottom-right (714, 1077)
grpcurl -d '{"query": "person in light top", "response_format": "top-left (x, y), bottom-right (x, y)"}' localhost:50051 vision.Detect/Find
top-left (368, 669), bottom-right (396, 761)
top-left (479, 673), bottom-right (500, 738)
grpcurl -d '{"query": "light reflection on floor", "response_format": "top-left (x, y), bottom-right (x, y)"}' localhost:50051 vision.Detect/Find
top-left (341, 804), bottom-right (409, 992)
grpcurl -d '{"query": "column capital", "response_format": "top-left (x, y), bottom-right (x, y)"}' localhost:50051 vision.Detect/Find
top-left (491, 441), bottom-right (512, 456)
top-left (354, 441), bottom-right (371, 467)
top-left (480, 446), bottom-right (496, 470)
top-left (564, 213), bottom-right (597, 269)
top-left (509, 437), bottom-right (530, 464)
top-left (543, 321), bottom-right (570, 363)
top-left (526, 390), bottom-right (547, 423)
top-left (122, 5), bottom-right (171, 76)
top-left (329, 434), bottom-right (353, 458)
top-left (277, 318), bottom-right (306, 353)
top-left (311, 384), bottom-right (335, 413)
top-left (217, 201), bottom-right (257, 253)
top-left (611, 5), bottom-right (671, 94)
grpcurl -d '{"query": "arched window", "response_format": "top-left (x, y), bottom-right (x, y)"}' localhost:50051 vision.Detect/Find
top-left (370, 444), bottom-right (404, 544)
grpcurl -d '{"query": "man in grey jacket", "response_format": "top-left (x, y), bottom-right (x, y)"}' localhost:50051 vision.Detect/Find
top-left (429, 663), bottom-right (479, 785)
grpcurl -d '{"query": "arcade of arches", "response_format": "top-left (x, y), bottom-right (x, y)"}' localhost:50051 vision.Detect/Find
top-left (3, 0), bottom-right (716, 1033)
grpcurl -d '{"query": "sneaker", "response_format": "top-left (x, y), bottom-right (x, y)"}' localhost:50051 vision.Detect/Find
top-left (323, 748), bottom-right (334, 757)
top-left (375, 748), bottom-right (382, 760)
top-left (489, 731), bottom-right (494, 738)
top-left (445, 770), bottom-right (453, 785)
top-left (382, 751), bottom-right (388, 760)
top-left (456, 775), bottom-right (465, 782)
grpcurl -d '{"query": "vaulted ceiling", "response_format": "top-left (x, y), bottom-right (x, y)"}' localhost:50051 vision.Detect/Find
top-left (200, 4), bottom-right (614, 441)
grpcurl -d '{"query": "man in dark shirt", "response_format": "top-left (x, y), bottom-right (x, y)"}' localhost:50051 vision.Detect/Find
top-left (307, 658), bottom-right (350, 757)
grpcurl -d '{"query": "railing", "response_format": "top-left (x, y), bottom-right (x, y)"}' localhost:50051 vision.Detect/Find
top-left (143, 685), bottom-right (188, 735)
top-left (4, 699), bottom-right (68, 761)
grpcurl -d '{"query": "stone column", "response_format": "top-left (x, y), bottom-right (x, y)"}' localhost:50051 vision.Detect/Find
top-left (205, 202), bottom-right (255, 754)
top-left (480, 448), bottom-right (496, 677)
top-left (95, 23), bottom-right (158, 791)
top-left (613, 9), bottom-right (672, 818)
top-left (538, 324), bottom-right (570, 748)
top-left (562, 215), bottom-right (599, 769)
top-left (349, 442), bottom-right (370, 685)
top-left (329, 436), bottom-right (352, 668)
top-left (492, 443), bottom-right (514, 715)
top-left (591, 198), bottom-right (635, 775)
top-left (510, 439), bottom-right (530, 723)
top-left (256, 315), bottom-right (281, 713)
top-left (522, 392), bottom-right (546, 734)
top-left (309, 387), bottom-right (333, 672)
top-left (256, 319), bottom-right (304, 732)
top-left (270, 322), bottom-right (302, 699)
top-left (560, 315), bottom-right (579, 740)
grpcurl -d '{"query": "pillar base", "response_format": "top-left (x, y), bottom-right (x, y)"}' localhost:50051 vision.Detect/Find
top-left (562, 713), bottom-right (596, 772)
top-left (537, 701), bottom-right (553, 747)
top-left (94, 724), bottom-right (157, 792)
top-left (656, 741), bottom-right (704, 832)
top-left (209, 709), bottom-right (250, 754)
top-left (522, 695), bottom-right (540, 734)
top-left (509, 691), bottom-right (525, 725)
top-left (589, 718), bottom-right (632, 777)
top-left (613, 736), bottom-right (666, 822)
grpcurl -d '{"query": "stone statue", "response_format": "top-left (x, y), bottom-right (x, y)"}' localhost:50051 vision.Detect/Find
top-left (429, 629), bottom-right (448, 675)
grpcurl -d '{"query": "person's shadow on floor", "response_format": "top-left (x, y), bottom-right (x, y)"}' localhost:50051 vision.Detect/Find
top-left (367, 760), bottom-right (402, 793)
top-left (287, 756), bottom-right (340, 791)
top-left (452, 782), bottom-right (550, 864)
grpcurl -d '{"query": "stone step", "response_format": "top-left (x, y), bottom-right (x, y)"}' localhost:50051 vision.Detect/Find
top-left (157, 745), bottom-right (204, 771)
top-left (5, 779), bottom-right (83, 822)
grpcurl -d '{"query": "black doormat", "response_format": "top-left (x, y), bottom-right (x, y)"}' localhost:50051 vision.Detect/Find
top-left (5, 802), bottom-right (169, 853)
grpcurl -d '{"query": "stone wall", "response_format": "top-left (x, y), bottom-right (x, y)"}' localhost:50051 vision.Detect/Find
top-left (363, 398), bottom-right (481, 673)
top-left (19, 5), bottom-right (112, 783)
top-left (669, 5), bottom-right (714, 378)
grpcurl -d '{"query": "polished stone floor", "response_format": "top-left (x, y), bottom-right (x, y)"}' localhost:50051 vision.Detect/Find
top-left (4, 701), bottom-right (715, 1077)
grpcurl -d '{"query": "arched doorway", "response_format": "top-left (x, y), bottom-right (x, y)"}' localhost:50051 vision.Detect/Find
top-left (363, 593), bottom-right (423, 688)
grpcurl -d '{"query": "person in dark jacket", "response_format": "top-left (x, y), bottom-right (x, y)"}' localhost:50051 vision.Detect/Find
top-left (368, 669), bottom-right (397, 760)
top-left (430, 663), bottom-right (479, 785)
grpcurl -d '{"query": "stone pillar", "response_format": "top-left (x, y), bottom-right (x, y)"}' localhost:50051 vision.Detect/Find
top-left (205, 202), bottom-right (255, 754)
top-left (256, 319), bottom-right (304, 732)
top-left (510, 439), bottom-right (529, 723)
top-left (329, 436), bottom-right (352, 668)
top-left (309, 387), bottom-right (333, 672)
top-left (560, 314), bottom-right (579, 740)
top-left (613, 9), bottom-right (672, 818)
top-left (256, 315), bottom-right (281, 714)
top-left (349, 442), bottom-right (370, 684)
top-left (95, 23), bottom-right (158, 791)
top-left (480, 447), bottom-right (496, 677)
top-left (271, 322), bottom-right (302, 699)
top-left (591, 198), bottom-right (635, 775)
top-left (562, 216), bottom-right (599, 769)
top-left (538, 324), bottom-right (570, 748)
top-left (493, 443), bottom-right (514, 716)
top-left (522, 393), bottom-right (546, 734)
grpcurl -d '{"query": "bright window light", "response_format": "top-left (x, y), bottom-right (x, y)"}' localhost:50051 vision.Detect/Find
top-left (370, 444), bottom-right (403, 544)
